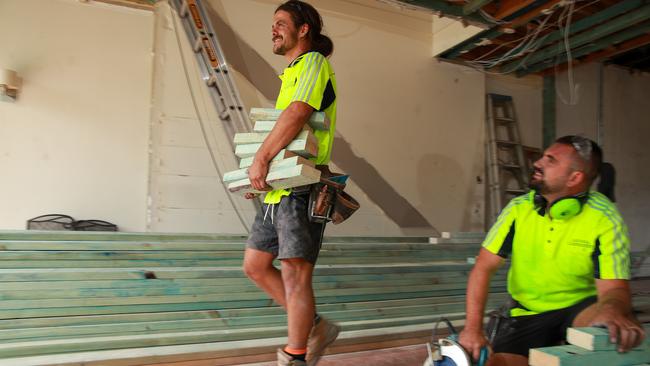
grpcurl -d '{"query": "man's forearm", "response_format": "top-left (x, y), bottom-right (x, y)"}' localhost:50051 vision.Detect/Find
top-left (254, 102), bottom-right (312, 163)
top-left (464, 265), bottom-right (493, 332)
top-left (598, 286), bottom-right (633, 315)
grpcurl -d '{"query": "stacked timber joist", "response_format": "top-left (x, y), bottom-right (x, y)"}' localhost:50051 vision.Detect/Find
top-left (0, 230), bottom-right (509, 365)
top-left (530, 325), bottom-right (650, 366)
top-left (222, 108), bottom-right (328, 194)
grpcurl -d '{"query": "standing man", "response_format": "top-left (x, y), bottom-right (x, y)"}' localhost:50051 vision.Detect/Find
top-left (242, 1), bottom-right (339, 365)
top-left (459, 136), bottom-right (645, 365)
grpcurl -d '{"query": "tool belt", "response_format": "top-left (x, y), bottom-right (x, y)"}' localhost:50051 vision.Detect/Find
top-left (308, 165), bottom-right (360, 225)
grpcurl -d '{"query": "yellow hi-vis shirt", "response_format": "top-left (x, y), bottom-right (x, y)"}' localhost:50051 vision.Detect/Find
top-left (482, 191), bottom-right (631, 316)
top-left (264, 51), bottom-right (337, 204)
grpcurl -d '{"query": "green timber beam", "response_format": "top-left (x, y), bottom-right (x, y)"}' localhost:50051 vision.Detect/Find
top-left (463, 0), bottom-right (495, 15)
top-left (543, 75), bottom-right (555, 148)
top-left (519, 21), bottom-right (650, 76)
top-left (530, 0), bottom-right (645, 52)
top-left (400, 0), bottom-right (490, 27)
top-left (442, 1), bottom-right (561, 60)
top-left (502, 3), bottom-right (650, 74)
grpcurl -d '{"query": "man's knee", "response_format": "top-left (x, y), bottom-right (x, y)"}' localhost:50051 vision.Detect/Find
top-left (243, 248), bottom-right (275, 282)
top-left (281, 258), bottom-right (314, 294)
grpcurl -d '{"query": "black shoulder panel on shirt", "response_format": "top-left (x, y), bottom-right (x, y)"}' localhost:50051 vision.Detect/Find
top-left (319, 79), bottom-right (336, 112)
top-left (592, 237), bottom-right (602, 278)
top-left (498, 221), bottom-right (515, 258)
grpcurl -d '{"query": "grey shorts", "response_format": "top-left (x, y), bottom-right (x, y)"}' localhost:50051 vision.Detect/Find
top-left (246, 191), bottom-right (326, 264)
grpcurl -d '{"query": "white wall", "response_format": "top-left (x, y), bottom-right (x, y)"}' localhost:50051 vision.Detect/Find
top-left (0, 0), bottom-right (153, 231)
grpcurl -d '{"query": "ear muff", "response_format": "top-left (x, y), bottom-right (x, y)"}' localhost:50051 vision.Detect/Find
top-left (530, 190), bottom-right (548, 216)
top-left (530, 190), bottom-right (589, 219)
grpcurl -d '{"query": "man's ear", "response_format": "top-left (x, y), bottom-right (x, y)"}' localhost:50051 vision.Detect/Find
top-left (567, 170), bottom-right (585, 188)
top-left (299, 23), bottom-right (309, 39)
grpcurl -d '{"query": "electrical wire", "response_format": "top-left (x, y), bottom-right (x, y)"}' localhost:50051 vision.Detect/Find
top-left (168, 4), bottom-right (252, 233)
top-left (461, 0), bottom-right (599, 75)
top-left (555, 0), bottom-right (580, 105)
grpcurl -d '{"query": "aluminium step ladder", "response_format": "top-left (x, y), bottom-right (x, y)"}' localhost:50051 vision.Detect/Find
top-left (485, 94), bottom-right (530, 225)
top-left (170, 0), bottom-right (252, 141)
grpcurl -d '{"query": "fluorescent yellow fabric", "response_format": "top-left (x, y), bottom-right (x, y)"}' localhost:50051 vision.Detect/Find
top-left (264, 52), bottom-right (337, 204)
top-left (482, 191), bottom-right (630, 316)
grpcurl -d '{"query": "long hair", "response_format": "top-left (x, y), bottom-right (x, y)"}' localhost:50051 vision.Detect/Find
top-left (276, 0), bottom-right (334, 57)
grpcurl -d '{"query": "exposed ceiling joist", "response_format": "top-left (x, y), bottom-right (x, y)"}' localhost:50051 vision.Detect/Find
top-left (463, 0), bottom-right (495, 15)
top-left (541, 31), bottom-right (650, 76)
top-left (507, 4), bottom-right (650, 74)
top-left (394, 0), bottom-right (650, 75)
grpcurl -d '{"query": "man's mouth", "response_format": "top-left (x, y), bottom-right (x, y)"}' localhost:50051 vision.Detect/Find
top-left (532, 170), bottom-right (543, 179)
top-left (272, 36), bottom-right (282, 43)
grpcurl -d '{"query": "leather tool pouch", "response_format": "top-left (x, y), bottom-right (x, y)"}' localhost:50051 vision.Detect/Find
top-left (308, 166), bottom-right (360, 224)
top-left (485, 297), bottom-right (517, 343)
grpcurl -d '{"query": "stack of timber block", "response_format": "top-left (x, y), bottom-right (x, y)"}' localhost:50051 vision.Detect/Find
top-left (223, 108), bottom-right (328, 194)
top-left (0, 230), bottom-right (510, 365)
top-left (530, 325), bottom-right (650, 366)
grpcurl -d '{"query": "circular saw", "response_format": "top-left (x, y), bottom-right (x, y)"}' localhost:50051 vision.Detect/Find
top-left (422, 319), bottom-right (488, 366)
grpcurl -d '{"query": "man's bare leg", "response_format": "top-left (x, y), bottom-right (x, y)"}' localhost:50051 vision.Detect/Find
top-left (243, 248), bottom-right (287, 308)
top-left (281, 258), bottom-right (315, 349)
top-left (486, 353), bottom-right (528, 366)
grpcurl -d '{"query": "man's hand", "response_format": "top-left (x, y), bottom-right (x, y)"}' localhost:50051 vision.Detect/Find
top-left (244, 193), bottom-right (259, 200)
top-left (589, 305), bottom-right (645, 352)
top-left (459, 328), bottom-right (490, 362)
top-left (587, 280), bottom-right (646, 352)
top-left (248, 159), bottom-right (271, 192)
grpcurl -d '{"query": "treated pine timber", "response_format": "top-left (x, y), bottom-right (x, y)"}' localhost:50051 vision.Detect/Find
top-left (252, 121), bottom-right (312, 133)
top-left (0, 231), bottom-right (511, 364)
top-left (234, 131), bottom-right (318, 159)
top-left (249, 108), bottom-right (329, 131)
top-left (227, 164), bottom-right (321, 194)
top-left (222, 156), bottom-right (313, 183)
top-left (567, 325), bottom-right (650, 351)
top-left (529, 344), bottom-right (650, 366)
top-left (233, 129), bottom-right (312, 145)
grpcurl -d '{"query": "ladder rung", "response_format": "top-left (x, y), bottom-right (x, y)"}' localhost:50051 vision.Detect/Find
top-left (495, 117), bottom-right (514, 123)
top-left (499, 164), bottom-right (522, 170)
top-left (495, 140), bottom-right (518, 146)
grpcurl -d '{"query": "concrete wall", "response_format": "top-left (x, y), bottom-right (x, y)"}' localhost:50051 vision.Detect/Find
top-left (145, 0), bottom-right (487, 235)
top-left (0, 0), bottom-right (153, 231)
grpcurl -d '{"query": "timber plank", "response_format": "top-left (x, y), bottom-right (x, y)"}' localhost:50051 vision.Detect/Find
top-left (567, 325), bottom-right (650, 351)
top-left (249, 108), bottom-right (329, 131)
top-left (222, 156), bottom-right (313, 183)
top-left (252, 120), bottom-right (313, 133)
top-left (0, 231), bottom-right (247, 242)
top-left (233, 130), bottom-right (311, 145)
top-left (227, 164), bottom-right (321, 194)
top-left (233, 132), bottom-right (318, 159)
top-left (238, 150), bottom-right (296, 169)
top-left (529, 344), bottom-right (650, 366)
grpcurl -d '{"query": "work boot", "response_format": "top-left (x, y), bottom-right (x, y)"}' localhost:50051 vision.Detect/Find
top-left (306, 317), bottom-right (340, 366)
top-left (277, 348), bottom-right (307, 366)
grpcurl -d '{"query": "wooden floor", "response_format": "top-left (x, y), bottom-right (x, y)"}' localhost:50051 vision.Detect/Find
top-left (236, 344), bottom-right (429, 366)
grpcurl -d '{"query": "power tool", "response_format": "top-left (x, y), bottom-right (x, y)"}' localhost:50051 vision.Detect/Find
top-left (422, 318), bottom-right (488, 366)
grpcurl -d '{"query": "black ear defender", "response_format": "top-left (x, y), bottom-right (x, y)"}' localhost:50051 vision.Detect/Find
top-left (529, 190), bottom-right (589, 220)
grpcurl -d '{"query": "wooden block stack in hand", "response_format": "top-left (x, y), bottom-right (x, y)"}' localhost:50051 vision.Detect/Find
top-left (529, 325), bottom-right (650, 366)
top-left (223, 108), bottom-right (329, 194)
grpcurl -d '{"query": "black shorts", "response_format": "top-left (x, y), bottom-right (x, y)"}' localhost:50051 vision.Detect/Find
top-left (492, 296), bottom-right (597, 357)
top-left (246, 191), bottom-right (326, 264)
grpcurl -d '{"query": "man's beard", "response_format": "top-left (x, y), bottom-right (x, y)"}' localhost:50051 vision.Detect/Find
top-left (528, 168), bottom-right (547, 193)
top-left (273, 44), bottom-right (287, 55)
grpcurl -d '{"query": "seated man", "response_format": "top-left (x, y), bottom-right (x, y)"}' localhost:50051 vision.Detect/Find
top-left (459, 135), bottom-right (645, 365)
